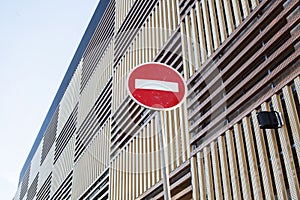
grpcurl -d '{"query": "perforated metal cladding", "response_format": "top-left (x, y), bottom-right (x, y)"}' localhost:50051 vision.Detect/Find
top-left (81, 0), bottom-right (115, 93)
top-left (41, 107), bottom-right (59, 165)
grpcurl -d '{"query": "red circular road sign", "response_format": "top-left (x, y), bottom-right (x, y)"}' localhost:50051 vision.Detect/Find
top-left (127, 62), bottom-right (187, 110)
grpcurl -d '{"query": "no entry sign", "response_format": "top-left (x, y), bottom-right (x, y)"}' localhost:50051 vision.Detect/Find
top-left (127, 62), bottom-right (187, 110)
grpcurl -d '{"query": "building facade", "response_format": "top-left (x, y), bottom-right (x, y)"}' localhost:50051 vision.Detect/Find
top-left (14, 0), bottom-right (300, 199)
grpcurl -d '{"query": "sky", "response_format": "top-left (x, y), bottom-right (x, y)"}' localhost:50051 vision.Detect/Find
top-left (0, 0), bottom-right (100, 199)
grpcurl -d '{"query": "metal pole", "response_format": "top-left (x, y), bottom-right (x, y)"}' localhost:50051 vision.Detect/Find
top-left (156, 112), bottom-right (171, 200)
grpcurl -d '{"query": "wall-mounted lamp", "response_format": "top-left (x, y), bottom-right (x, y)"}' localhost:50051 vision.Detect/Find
top-left (256, 111), bottom-right (283, 129)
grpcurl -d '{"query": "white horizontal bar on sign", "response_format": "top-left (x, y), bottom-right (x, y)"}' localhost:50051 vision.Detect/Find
top-left (135, 79), bottom-right (179, 92)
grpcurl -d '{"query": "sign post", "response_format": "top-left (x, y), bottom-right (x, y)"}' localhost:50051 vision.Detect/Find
top-left (156, 112), bottom-right (171, 199)
top-left (127, 62), bottom-right (187, 200)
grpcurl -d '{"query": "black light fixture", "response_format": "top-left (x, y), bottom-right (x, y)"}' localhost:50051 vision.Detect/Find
top-left (256, 111), bottom-right (283, 129)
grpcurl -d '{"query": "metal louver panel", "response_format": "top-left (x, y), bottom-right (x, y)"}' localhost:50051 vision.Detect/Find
top-left (13, 0), bottom-right (300, 199)
top-left (75, 79), bottom-right (112, 162)
top-left (50, 171), bottom-right (73, 200)
top-left (19, 166), bottom-right (30, 200)
top-left (114, 0), bottom-right (159, 66)
top-left (72, 121), bottom-right (110, 199)
top-left (112, 0), bottom-right (180, 112)
top-left (187, 0), bottom-right (299, 147)
top-left (137, 160), bottom-right (192, 199)
top-left (38, 145), bottom-right (54, 194)
top-left (28, 142), bottom-right (42, 187)
top-left (115, 0), bottom-right (137, 32)
top-left (77, 169), bottom-right (109, 200)
top-left (57, 61), bottom-right (81, 136)
top-left (36, 173), bottom-right (52, 200)
top-left (52, 135), bottom-right (76, 195)
top-left (81, 0), bottom-right (115, 93)
top-left (26, 174), bottom-right (38, 200)
top-left (41, 108), bottom-right (59, 165)
top-left (78, 42), bottom-right (113, 127)
top-left (54, 105), bottom-right (77, 163)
